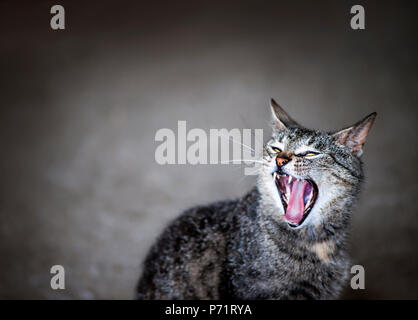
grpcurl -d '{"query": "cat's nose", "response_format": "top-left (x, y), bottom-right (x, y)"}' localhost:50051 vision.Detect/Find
top-left (276, 156), bottom-right (289, 167)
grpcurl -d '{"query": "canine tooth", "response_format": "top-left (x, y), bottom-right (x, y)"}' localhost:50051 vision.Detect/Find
top-left (306, 190), bottom-right (314, 207)
top-left (288, 176), bottom-right (292, 183)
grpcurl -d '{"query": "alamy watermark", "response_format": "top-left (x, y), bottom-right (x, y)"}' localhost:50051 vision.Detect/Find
top-left (50, 265), bottom-right (65, 290)
top-left (50, 5), bottom-right (65, 30)
top-left (155, 121), bottom-right (264, 175)
top-left (350, 264), bottom-right (365, 290)
top-left (350, 5), bottom-right (365, 30)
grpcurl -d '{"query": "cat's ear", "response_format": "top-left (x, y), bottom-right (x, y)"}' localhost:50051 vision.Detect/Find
top-left (270, 98), bottom-right (300, 131)
top-left (332, 112), bottom-right (377, 157)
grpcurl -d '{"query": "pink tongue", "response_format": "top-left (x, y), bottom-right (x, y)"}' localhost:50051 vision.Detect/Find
top-left (285, 180), bottom-right (308, 224)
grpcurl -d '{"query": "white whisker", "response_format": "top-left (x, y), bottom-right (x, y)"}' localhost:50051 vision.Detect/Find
top-left (219, 159), bottom-right (264, 164)
top-left (219, 133), bottom-right (256, 153)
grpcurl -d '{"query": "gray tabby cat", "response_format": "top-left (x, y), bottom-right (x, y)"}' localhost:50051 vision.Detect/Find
top-left (137, 99), bottom-right (376, 299)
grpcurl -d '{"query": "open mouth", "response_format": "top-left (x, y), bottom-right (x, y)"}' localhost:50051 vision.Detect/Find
top-left (273, 172), bottom-right (318, 227)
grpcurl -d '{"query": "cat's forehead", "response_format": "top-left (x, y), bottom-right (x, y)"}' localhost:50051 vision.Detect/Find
top-left (271, 128), bottom-right (331, 151)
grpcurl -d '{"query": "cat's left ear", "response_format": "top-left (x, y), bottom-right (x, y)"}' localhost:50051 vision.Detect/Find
top-left (332, 112), bottom-right (377, 157)
top-left (270, 98), bottom-right (300, 131)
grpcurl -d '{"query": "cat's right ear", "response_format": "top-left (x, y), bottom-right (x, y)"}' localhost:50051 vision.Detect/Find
top-left (270, 98), bottom-right (300, 132)
top-left (332, 112), bottom-right (377, 157)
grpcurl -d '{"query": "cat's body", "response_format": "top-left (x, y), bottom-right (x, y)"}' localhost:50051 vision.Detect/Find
top-left (137, 99), bottom-right (376, 300)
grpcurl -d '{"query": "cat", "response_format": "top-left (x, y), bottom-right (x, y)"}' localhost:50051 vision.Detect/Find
top-left (136, 99), bottom-right (376, 299)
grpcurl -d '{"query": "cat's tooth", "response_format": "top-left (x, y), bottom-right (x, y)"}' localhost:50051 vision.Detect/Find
top-left (288, 176), bottom-right (292, 183)
top-left (306, 190), bottom-right (314, 207)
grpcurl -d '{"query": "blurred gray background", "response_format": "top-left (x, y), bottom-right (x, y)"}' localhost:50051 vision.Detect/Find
top-left (0, 0), bottom-right (417, 299)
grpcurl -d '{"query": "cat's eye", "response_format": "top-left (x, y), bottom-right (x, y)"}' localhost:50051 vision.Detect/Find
top-left (271, 146), bottom-right (282, 153)
top-left (298, 151), bottom-right (319, 157)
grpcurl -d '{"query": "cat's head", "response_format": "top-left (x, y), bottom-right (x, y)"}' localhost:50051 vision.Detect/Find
top-left (258, 99), bottom-right (376, 230)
